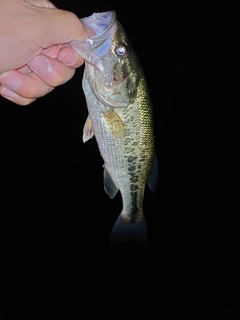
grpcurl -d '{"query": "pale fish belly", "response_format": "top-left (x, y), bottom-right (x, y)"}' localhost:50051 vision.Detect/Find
top-left (83, 76), bottom-right (154, 222)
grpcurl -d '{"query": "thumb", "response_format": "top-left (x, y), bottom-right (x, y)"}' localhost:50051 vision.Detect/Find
top-left (32, 2), bottom-right (88, 47)
top-left (24, 0), bottom-right (56, 9)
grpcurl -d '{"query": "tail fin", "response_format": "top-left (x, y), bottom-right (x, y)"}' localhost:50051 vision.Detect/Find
top-left (109, 215), bottom-right (148, 246)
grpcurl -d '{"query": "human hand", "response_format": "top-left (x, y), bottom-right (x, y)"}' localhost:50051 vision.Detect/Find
top-left (0, 0), bottom-right (88, 105)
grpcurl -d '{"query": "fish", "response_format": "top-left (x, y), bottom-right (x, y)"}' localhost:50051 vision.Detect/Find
top-left (71, 11), bottom-right (158, 246)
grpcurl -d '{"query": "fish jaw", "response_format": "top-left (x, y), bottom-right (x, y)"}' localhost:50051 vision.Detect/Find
top-left (70, 11), bottom-right (117, 64)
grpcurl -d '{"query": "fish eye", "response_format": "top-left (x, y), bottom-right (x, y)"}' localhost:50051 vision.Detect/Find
top-left (115, 43), bottom-right (128, 58)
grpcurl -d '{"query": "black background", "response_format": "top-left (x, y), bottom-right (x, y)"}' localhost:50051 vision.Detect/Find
top-left (1, 1), bottom-right (240, 318)
top-left (1, 1), bottom-right (165, 253)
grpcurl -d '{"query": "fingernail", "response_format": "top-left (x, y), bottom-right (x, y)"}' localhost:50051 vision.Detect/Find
top-left (0, 73), bottom-right (21, 91)
top-left (28, 56), bottom-right (50, 74)
top-left (0, 87), bottom-right (17, 99)
top-left (59, 53), bottom-right (77, 66)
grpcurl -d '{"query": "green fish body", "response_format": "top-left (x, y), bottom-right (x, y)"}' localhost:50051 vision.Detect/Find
top-left (71, 11), bottom-right (158, 245)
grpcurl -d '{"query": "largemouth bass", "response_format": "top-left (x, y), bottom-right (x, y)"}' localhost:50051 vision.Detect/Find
top-left (71, 11), bottom-right (158, 246)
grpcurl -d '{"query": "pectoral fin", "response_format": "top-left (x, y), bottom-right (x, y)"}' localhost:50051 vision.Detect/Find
top-left (103, 166), bottom-right (118, 199)
top-left (103, 109), bottom-right (125, 138)
top-left (83, 116), bottom-right (94, 143)
top-left (147, 151), bottom-right (158, 193)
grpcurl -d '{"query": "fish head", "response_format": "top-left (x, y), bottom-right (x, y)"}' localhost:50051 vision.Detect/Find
top-left (71, 11), bottom-right (140, 107)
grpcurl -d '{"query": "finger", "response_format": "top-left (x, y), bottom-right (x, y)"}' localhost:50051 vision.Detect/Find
top-left (0, 85), bottom-right (37, 106)
top-left (27, 54), bottom-right (77, 87)
top-left (39, 9), bottom-right (88, 48)
top-left (0, 69), bottom-right (54, 99)
top-left (42, 45), bottom-right (61, 59)
top-left (58, 46), bottom-right (85, 68)
top-left (42, 44), bottom-right (85, 67)
top-left (24, 0), bottom-right (56, 9)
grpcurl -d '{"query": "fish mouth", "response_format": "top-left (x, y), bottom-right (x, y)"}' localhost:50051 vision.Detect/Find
top-left (81, 11), bottom-right (117, 40)
top-left (70, 11), bottom-right (117, 63)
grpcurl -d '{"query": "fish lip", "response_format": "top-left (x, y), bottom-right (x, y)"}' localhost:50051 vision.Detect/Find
top-left (81, 10), bottom-right (117, 41)
top-left (70, 10), bottom-right (117, 60)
